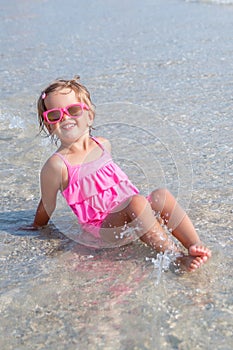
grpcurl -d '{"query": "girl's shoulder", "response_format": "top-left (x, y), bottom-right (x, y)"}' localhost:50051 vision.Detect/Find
top-left (41, 152), bottom-right (65, 174)
top-left (40, 153), bottom-right (66, 191)
top-left (94, 136), bottom-right (111, 153)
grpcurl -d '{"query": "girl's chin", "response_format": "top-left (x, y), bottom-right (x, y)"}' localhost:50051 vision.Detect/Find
top-left (56, 132), bottom-right (87, 143)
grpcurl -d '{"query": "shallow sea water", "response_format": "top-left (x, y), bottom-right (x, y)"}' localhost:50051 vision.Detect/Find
top-left (0, 0), bottom-right (233, 349)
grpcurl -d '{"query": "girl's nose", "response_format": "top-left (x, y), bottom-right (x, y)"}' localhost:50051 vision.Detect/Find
top-left (61, 111), bottom-right (70, 121)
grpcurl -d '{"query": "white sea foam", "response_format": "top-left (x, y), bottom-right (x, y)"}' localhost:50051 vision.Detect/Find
top-left (8, 115), bottom-right (25, 129)
top-left (0, 109), bottom-right (25, 130)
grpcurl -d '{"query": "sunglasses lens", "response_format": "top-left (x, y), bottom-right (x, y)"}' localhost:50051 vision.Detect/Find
top-left (67, 104), bottom-right (83, 117)
top-left (47, 110), bottom-right (61, 122)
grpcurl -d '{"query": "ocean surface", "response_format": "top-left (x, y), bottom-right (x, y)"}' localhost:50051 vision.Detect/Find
top-left (0, 0), bottom-right (233, 349)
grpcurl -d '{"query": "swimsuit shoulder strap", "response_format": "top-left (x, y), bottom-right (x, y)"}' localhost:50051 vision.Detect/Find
top-left (53, 152), bottom-right (79, 181)
top-left (54, 152), bottom-right (72, 169)
top-left (91, 136), bottom-right (105, 151)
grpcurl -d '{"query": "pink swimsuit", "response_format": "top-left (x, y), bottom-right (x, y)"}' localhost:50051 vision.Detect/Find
top-left (55, 137), bottom-right (139, 238)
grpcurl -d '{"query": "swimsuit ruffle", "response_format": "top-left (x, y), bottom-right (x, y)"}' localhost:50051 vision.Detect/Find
top-left (62, 161), bottom-right (139, 225)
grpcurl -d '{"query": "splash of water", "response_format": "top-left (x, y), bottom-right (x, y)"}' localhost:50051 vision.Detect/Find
top-left (146, 250), bottom-right (183, 285)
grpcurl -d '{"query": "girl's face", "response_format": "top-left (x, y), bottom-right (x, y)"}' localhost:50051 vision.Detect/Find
top-left (44, 88), bottom-right (93, 144)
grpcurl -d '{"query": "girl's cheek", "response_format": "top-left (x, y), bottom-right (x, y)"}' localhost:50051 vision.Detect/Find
top-left (45, 123), bottom-right (57, 135)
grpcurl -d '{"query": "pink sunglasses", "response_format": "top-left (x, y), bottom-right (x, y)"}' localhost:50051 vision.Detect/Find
top-left (43, 103), bottom-right (89, 124)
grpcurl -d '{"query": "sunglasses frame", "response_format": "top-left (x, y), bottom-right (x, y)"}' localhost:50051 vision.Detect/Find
top-left (43, 102), bottom-right (90, 124)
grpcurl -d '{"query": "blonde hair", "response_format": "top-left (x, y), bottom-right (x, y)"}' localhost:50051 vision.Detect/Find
top-left (37, 75), bottom-right (95, 137)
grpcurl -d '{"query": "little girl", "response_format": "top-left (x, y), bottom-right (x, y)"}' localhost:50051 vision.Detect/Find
top-left (27, 76), bottom-right (211, 271)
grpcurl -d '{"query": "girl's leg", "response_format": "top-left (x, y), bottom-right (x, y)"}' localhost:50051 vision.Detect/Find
top-left (148, 188), bottom-right (211, 261)
top-left (100, 192), bottom-right (211, 271)
top-left (148, 188), bottom-right (199, 248)
top-left (100, 195), bottom-right (176, 251)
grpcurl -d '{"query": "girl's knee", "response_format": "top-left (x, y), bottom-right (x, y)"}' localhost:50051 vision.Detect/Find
top-left (150, 188), bottom-right (170, 201)
top-left (131, 194), bottom-right (148, 204)
top-left (149, 188), bottom-right (174, 211)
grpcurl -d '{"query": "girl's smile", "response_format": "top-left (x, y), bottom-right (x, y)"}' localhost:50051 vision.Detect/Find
top-left (61, 121), bottom-right (77, 130)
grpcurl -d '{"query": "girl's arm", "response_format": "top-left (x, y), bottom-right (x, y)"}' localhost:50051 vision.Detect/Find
top-left (34, 155), bottom-right (62, 227)
top-left (32, 198), bottom-right (50, 228)
top-left (22, 155), bottom-right (63, 230)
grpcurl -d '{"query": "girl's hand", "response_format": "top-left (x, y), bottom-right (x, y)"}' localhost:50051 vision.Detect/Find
top-left (18, 224), bottom-right (41, 231)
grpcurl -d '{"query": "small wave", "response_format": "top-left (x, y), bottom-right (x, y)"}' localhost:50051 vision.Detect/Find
top-left (186, 0), bottom-right (233, 5)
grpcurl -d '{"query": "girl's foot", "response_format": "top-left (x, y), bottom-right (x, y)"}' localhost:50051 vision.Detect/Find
top-left (188, 243), bottom-right (211, 259)
top-left (175, 243), bottom-right (211, 272)
top-left (187, 243), bottom-right (211, 271)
